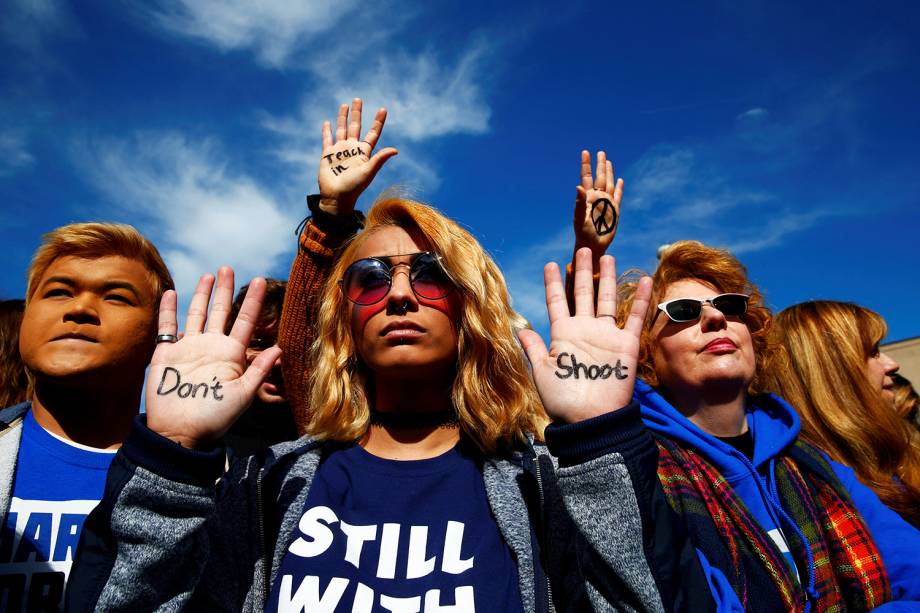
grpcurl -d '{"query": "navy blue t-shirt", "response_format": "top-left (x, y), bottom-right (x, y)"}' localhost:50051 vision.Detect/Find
top-left (266, 441), bottom-right (524, 613)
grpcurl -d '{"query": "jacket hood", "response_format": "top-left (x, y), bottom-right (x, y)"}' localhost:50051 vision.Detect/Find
top-left (0, 401), bottom-right (30, 430)
top-left (635, 380), bottom-right (801, 480)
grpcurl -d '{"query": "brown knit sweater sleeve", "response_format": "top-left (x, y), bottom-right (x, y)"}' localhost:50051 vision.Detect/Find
top-left (278, 220), bottom-right (356, 433)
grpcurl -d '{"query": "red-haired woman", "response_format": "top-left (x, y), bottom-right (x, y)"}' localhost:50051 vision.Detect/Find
top-left (602, 240), bottom-right (920, 612)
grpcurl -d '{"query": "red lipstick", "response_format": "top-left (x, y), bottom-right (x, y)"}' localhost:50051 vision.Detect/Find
top-left (702, 337), bottom-right (737, 353)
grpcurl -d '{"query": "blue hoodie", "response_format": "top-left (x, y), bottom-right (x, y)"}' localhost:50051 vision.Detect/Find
top-left (635, 380), bottom-right (920, 612)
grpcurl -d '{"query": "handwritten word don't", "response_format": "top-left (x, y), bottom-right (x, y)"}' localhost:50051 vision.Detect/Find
top-left (156, 367), bottom-right (224, 400)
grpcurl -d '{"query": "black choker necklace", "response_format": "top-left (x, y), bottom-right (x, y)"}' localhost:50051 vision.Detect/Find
top-left (369, 410), bottom-right (460, 429)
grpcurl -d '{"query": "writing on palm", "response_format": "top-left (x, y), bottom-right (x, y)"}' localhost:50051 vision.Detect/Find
top-left (590, 197), bottom-right (617, 236)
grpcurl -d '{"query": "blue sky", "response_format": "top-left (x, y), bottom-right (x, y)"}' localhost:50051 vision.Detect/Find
top-left (2, 0), bottom-right (919, 343)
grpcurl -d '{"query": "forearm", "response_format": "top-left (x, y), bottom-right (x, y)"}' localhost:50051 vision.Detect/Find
top-left (67, 417), bottom-right (228, 611)
top-left (278, 199), bottom-right (362, 432)
top-left (545, 404), bottom-right (715, 612)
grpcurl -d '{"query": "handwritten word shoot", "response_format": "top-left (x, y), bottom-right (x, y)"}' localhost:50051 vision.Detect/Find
top-left (156, 367), bottom-right (224, 400)
top-left (554, 352), bottom-right (628, 380)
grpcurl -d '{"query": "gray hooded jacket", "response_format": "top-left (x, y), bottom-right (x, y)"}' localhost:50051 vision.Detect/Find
top-left (65, 403), bottom-right (714, 612)
top-left (0, 402), bottom-right (30, 525)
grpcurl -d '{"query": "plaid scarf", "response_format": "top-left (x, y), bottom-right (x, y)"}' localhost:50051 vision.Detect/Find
top-left (656, 435), bottom-right (890, 612)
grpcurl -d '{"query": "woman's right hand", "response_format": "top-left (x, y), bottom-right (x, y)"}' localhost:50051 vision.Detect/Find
top-left (145, 268), bottom-right (282, 449)
top-left (317, 98), bottom-right (398, 215)
top-left (573, 149), bottom-right (623, 263)
top-left (565, 150), bottom-right (624, 313)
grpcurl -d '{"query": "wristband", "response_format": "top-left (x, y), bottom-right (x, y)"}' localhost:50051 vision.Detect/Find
top-left (302, 194), bottom-right (366, 236)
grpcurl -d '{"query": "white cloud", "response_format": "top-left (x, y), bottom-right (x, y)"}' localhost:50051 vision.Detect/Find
top-left (131, 2), bottom-right (495, 201)
top-left (139, 0), bottom-right (360, 68)
top-left (0, 130), bottom-right (35, 176)
top-left (1, 0), bottom-right (80, 52)
top-left (628, 146), bottom-right (695, 210)
top-left (614, 144), bottom-right (828, 255)
top-left (72, 4), bottom-right (498, 302)
top-left (0, 2), bottom-right (79, 186)
top-left (723, 210), bottom-right (827, 254)
top-left (331, 48), bottom-right (491, 142)
top-left (262, 42), bottom-right (492, 194)
top-left (736, 107), bottom-right (768, 121)
top-left (500, 227), bottom-right (573, 335)
top-left (498, 94), bottom-right (850, 330)
top-left (73, 132), bottom-right (298, 298)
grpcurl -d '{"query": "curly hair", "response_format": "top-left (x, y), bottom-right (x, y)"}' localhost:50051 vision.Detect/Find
top-left (307, 197), bottom-right (547, 454)
top-left (763, 301), bottom-right (920, 527)
top-left (617, 240), bottom-right (774, 394)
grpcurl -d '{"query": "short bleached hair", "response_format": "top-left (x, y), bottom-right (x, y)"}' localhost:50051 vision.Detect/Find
top-left (26, 222), bottom-right (173, 304)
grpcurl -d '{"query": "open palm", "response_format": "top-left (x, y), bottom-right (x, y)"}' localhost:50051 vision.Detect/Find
top-left (317, 98), bottom-right (398, 211)
top-left (145, 269), bottom-right (281, 449)
top-left (519, 248), bottom-right (651, 423)
top-left (573, 150), bottom-right (624, 255)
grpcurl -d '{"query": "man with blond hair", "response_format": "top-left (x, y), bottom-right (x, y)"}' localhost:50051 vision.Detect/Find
top-left (0, 222), bottom-right (172, 611)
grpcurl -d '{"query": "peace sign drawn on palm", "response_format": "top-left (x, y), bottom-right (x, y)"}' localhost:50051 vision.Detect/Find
top-left (573, 150), bottom-right (624, 257)
top-left (145, 268), bottom-right (281, 449)
top-left (317, 98), bottom-right (398, 213)
top-left (518, 248), bottom-right (652, 424)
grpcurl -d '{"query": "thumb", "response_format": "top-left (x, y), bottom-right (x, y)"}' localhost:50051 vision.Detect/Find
top-left (365, 147), bottom-right (399, 182)
top-left (517, 329), bottom-right (548, 368)
top-left (238, 346), bottom-right (283, 399)
top-left (574, 186), bottom-right (588, 223)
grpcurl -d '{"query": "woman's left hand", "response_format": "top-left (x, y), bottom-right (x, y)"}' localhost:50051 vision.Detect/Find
top-left (519, 248), bottom-right (652, 423)
top-left (145, 269), bottom-right (282, 449)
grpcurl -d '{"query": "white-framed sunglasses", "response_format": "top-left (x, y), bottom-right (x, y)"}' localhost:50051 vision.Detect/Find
top-left (655, 293), bottom-right (750, 323)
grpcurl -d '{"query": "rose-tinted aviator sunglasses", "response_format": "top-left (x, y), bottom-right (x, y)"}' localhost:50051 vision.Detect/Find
top-left (655, 293), bottom-right (750, 323)
top-left (339, 252), bottom-right (455, 306)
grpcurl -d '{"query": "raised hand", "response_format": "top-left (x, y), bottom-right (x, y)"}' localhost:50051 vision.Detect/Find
top-left (573, 150), bottom-right (624, 261)
top-left (145, 268), bottom-right (282, 449)
top-left (317, 98), bottom-right (398, 214)
top-left (518, 248), bottom-right (651, 424)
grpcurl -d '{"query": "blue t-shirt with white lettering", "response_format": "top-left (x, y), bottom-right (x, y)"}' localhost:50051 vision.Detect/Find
top-left (266, 441), bottom-right (524, 613)
top-left (0, 410), bottom-right (115, 612)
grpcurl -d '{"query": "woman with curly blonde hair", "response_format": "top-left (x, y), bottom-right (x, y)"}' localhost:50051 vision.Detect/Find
top-left (306, 197), bottom-right (545, 454)
top-left (763, 301), bottom-right (920, 527)
top-left (68, 100), bottom-right (711, 612)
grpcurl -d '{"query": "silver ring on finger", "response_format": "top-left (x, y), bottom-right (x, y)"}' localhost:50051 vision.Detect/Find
top-left (155, 334), bottom-right (179, 344)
